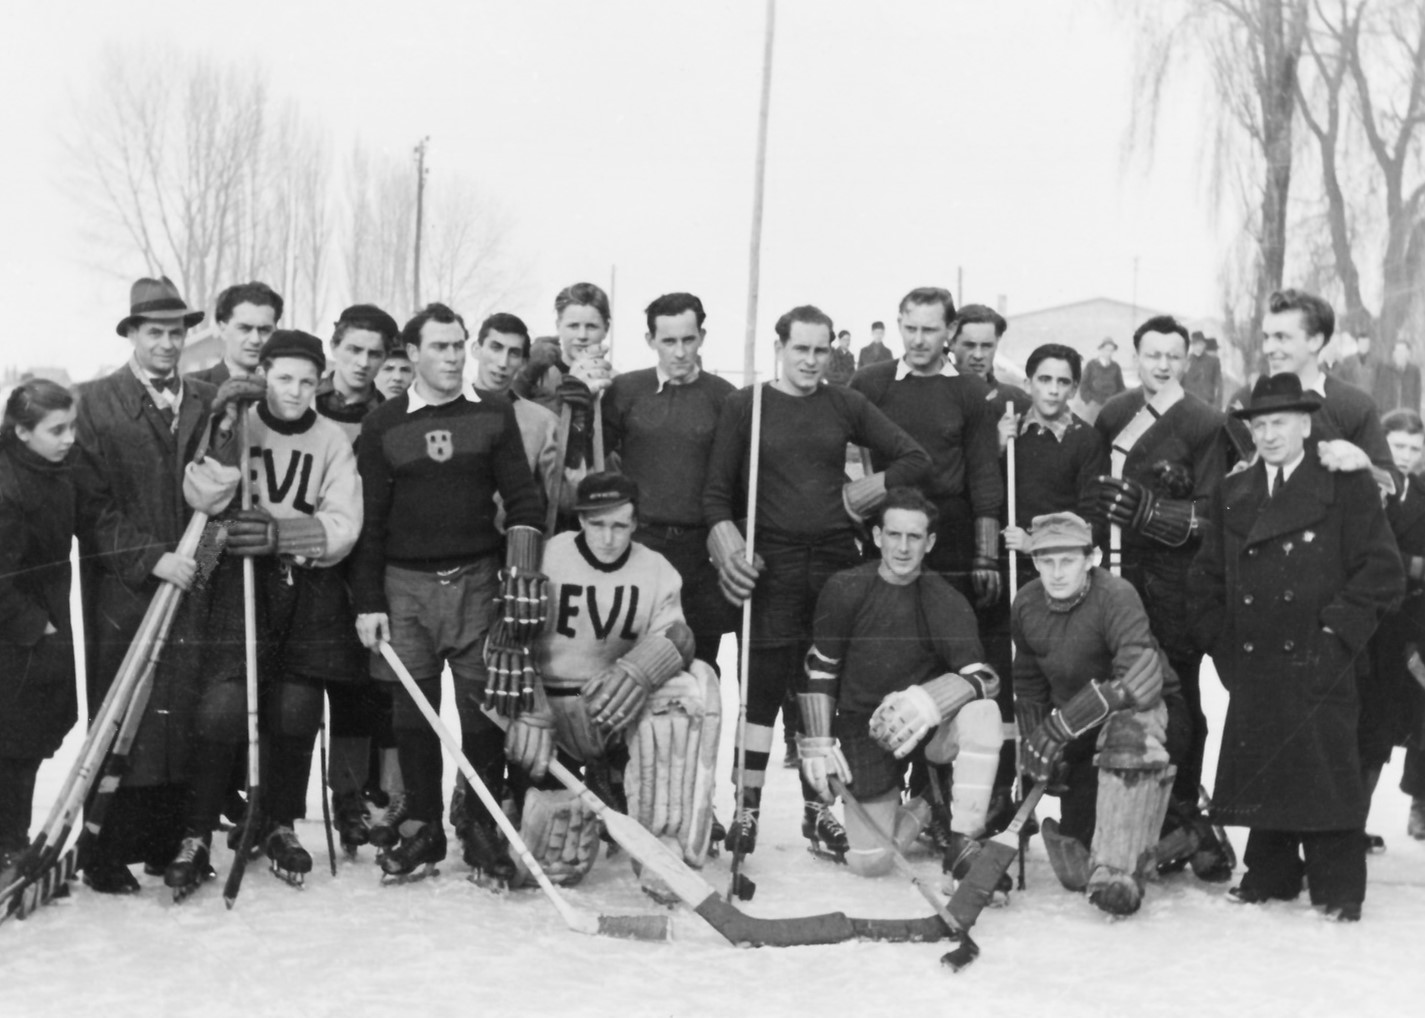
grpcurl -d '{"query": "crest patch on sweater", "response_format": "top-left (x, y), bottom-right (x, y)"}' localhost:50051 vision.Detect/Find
top-left (425, 429), bottom-right (453, 462)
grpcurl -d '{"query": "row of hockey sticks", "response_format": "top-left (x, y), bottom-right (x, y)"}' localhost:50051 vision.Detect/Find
top-left (2, 509), bottom-right (207, 921)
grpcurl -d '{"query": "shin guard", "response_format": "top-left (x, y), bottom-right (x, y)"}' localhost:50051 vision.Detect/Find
top-left (1088, 765), bottom-right (1176, 916)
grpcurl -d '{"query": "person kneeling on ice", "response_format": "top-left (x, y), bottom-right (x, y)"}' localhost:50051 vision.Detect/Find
top-left (799, 486), bottom-right (1003, 877)
top-left (500, 472), bottom-right (719, 897)
top-left (1012, 511), bottom-right (1188, 916)
top-left (166, 331), bottom-right (362, 898)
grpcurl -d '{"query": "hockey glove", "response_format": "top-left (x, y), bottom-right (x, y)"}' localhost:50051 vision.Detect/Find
top-left (210, 377), bottom-right (268, 439)
top-left (797, 736), bottom-right (851, 804)
top-left (500, 526), bottom-right (548, 640)
top-left (275, 517), bottom-right (327, 562)
top-left (1092, 476), bottom-right (1196, 547)
top-left (225, 507), bottom-right (277, 556)
top-left (505, 693), bottom-right (555, 781)
top-left (583, 662), bottom-right (650, 734)
top-left (708, 520), bottom-right (763, 606)
top-left (483, 616), bottom-right (538, 717)
top-left (971, 516), bottom-right (1001, 608)
top-left (869, 668), bottom-right (991, 759)
top-left (841, 472), bottom-right (888, 524)
top-left (555, 374), bottom-right (593, 412)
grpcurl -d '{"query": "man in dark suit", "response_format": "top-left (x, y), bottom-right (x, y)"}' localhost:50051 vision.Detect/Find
top-left (1189, 373), bottom-right (1404, 922)
top-left (73, 276), bottom-right (218, 893)
top-left (186, 281), bottom-right (282, 387)
top-left (1183, 333), bottom-right (1223, 409)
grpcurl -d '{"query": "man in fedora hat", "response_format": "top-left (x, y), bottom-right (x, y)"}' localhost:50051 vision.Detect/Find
top-left (1184, 331), bottom-right (1222, 410)
top-left (1189, 373), bottom-right (1403, 921)
top-left (72, 275), bottom-right (220, 893)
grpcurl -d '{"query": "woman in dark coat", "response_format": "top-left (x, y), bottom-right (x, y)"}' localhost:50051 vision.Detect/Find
top-left (1189, 374), bottom-right (1404, 920)
top-left (0, 380), bottom-right (80, 868)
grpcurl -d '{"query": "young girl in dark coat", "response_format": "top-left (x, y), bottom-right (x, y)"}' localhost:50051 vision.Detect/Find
top-left (0, 380), bottom-right (80, 870)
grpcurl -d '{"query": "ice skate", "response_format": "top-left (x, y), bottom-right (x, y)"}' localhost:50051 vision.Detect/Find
top-left (366, 790), bottom-right (408, 851)
top-left (1087, 864), bottom-right (1142, 917)
top-left (707, 812), bottom-right (725, 858)
top-left (265, 825), bottom-right (313, 888)
top-left (942, 831), bottom-right (1011, 903)
top-left (332, 790), bottom-right (370, 859)
top-left (724, 797), bottom-right (760, 856)
top-left (164, 833), bottom-right (215, 903)
top-left (378, 821), bottom-right (446, 884)
top-left (802, 801), bottom-right (848, 863)
top-left (456, 815), bottom-right (515, 891)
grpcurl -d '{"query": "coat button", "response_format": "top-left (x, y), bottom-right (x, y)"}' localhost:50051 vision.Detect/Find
top-left (1283, 640), bottom-right (1294, 652)
top-left (1283, 590), bottom-right (1294, 602)
top-left (1243, 593), bottom-right (1254, 605)
top-left (1243, 642), bottom-right (1254, 653)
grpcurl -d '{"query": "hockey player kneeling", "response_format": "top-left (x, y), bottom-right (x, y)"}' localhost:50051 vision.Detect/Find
top-left (501, 472), bottom-right (719, 899)
top-left (1012, 512), bottom-right (1187, 917)
top-left (800, 487), bottom-right (1004, 879)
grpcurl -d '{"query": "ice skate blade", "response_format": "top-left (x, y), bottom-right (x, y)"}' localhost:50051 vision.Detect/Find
top-left (466, 870), bottom-right (508, 893)
top-left (269, 862), bottom-right (308, 888)
top-left (805, 842), bottom-right (846, 865)
top-left (380, 863), bottom-right (438, 885)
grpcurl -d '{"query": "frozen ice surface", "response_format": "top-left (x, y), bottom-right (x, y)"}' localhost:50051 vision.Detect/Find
top-left (5, 651), bottom-right (1423, 1018)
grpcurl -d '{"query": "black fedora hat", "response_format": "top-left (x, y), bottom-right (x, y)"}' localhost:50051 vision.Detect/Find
top-left (1231, 373), bottom-right (1324, 420)
top-left (116, 276), bottom-right (206, 336)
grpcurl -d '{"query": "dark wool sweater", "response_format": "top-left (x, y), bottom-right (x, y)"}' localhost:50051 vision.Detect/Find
top-left (315, 376), bottom-right (383, 447)
top-left (350, 391), bottom-right (543, 613)
top-left (601, 368), bottom-right (736, 527)
top-left (703, 382), bottom-right (929, 540)
top-left (1011, 414), bottom-right (1109, 530)
top-left (809, 561), bottom-right (989, 714)
top-left (849, 362), bottom-right (1003, 518)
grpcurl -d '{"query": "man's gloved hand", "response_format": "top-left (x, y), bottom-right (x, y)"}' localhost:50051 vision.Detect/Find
top-left (972, 516), bottom-right (1001, 608)
top-left (505, 706), bottom-right (555, 781)
top-left (1092, 475), bottom-right (1151, 530)
top-left (211, 377), bottom-right (268, 437)
top-left (708, 520), bottom-right (764, 606)
top-left (225, 507), bottom-right (277, 556)
top-left (583, 662), bottom-right (652, 734)
top-left (869, 685), bottom-right (940, 759)
top-left (1023, 711), bottom-right (1075, 785)
top-left (556, 374), bottom-right (593, 412)
top-left (797, 736), bottom-right (851, 804)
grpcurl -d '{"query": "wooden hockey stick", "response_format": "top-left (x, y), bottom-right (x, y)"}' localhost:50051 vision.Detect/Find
top-left (830, 777), bottom-right (977, 970)
top-left (945, 783), bottom-right (1046, 937)
top-left (224, 409), bottom-right (263, 909)
top-left (378, 642), bottom-right (670, 941)
top-left (728, 375), bottom-right (763, 901)
top-left (546, 402), bottom-right (573, 536)
top-left (320, 695), bottom-right (337, 877)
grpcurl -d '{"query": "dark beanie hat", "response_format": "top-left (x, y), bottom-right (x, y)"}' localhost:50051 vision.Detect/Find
top-left (260, 329), bottom-right (327, 373)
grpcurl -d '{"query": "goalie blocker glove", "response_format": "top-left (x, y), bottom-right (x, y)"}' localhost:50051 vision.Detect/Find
top-left (582, 622), bottom-right (695, 733)
top-left (1092, 475), bottom-right (1197, 547)
top-left (1019, 649), bottom-right (1162, 783)
top-left (868, 665), bottom-right (998, 760)
top-left (501, 526), bottom-right (548, 640)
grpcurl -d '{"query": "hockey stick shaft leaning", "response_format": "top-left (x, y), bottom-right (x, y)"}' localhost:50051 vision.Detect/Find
top-left (320, 695), bottom-right (337, 876)
top-left (379, 643), bottom-right (669, 941)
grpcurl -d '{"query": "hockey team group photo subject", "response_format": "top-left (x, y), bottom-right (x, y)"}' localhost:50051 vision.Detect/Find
top-left (4, 1), bottom-right (1425, 1016)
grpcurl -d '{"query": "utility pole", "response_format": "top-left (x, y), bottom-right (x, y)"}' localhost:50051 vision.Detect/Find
top-left (957, 266), bottom-right (963, 308)
top-left (413, 137), bottom-right (430, 311)
top-left (1130, 254), bottom-right (1140, 331)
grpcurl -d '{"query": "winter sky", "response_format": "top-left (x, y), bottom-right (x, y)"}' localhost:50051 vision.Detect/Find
top-left (0, 0), bottom-right (1220, 380)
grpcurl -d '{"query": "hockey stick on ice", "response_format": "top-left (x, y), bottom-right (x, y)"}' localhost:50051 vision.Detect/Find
top-left (830, 777), bottom-right (977, 970)
top-left (377, 642), bottom-right (670, 941)
top-left (728, 375), bottom-right (763, 902)
top-left (224, 408), bottom-right (263, 909)
top-left (320, 695), bottom-right (337, 877)
top-left (945, 783), bottom-right (1046, 942)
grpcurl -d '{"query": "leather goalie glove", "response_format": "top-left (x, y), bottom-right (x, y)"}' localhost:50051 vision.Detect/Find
top-left (500, 526), bottom-right (548, 640)
top-left (1021, 649), bottom-right (1160, 784)
top-left (1091, 475), bottom-right (1197, 547)
top-left (583, 623), bottom-right (693, 734)
top-left (707, 520), bottom-right (763, 606)
top-left (796, 692), bottom-right (851, 803)
top-left (869, 667), bottom-right (994, 759)
top-left (504, 681), bottom-right (554, 781)
top-left (483, 616), bottom-right (538, 717)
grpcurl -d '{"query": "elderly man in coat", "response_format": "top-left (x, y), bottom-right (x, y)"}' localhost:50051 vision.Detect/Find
top-left (1189, 373), bottom-right (1403, 922)
top-left (72, 276), bottom-right (219, 894)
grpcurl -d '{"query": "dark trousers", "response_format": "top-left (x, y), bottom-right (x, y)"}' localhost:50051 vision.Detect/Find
top-left (0, 757), bottom-right (41, 854)
top-left (1242, 828), bottom-right (1366, 907)
top-left (635, 524), bottom-right (738, 667)
top-left (1402, 745), bottom-right (1425, 798)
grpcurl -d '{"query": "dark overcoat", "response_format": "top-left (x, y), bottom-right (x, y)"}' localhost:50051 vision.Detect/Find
top-left (73, 367), bottom-right (214, 786)
top-left (0, 443), bottom-right (78, 759)
top-left (1189, 455), bottom-right (1404, 830)
top-left (1363, 474), bottom-right (1425, 759)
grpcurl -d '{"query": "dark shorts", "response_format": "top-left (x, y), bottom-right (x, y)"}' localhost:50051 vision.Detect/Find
top-left (370, 559), bottom-right (499, 702)
top-left (836, 710), bottom-right (908, 801)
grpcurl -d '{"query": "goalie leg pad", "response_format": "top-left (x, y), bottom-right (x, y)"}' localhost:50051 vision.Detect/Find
top-left (513, 787), bottom-right (601, 887)
top-left (927, 700), bottom-right (1003, 838)
top-left (1042, 817), bottom-right (1092, 891)
top-left (549, 694), bottom-right (610, 763)
top-left (1088, 765), bottom-right (1176, 916)
top-left (1095, 702), bottom-right (1170, 771)
top-left (625, 661), bottom-right (721, 867)
top-left (842, 789), bottom-right (901, 878)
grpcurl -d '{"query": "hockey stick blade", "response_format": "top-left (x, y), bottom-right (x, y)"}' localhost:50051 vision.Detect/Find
top-left (947, 784), bottom-right (1046, 931)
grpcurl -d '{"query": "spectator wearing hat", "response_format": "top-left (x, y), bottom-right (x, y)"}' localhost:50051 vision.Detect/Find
top-left (188, 282), bottom-right (284, 387)
top-left (1183, 332), bottom-right (1222, 410)
top-left (310, 303), bottom-right (401, 858)
top-left (1079, 337), bottom-right (1126, 419)
top-left (72, 276), bottom-right (217, 894)
top-left (163, 329), bottom-right (364, 891)
top-left (1373, 338), bottom-right (1423, 416)
top-left (1189, 373), bottom-right (1403, 921)
top-left (1012, 511), bottom-right (1187, 916)
top-left (350, 302), bottom-right (546, 885)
